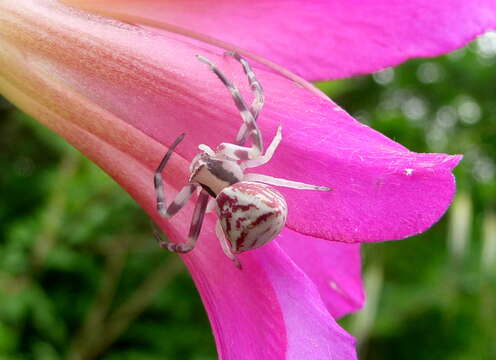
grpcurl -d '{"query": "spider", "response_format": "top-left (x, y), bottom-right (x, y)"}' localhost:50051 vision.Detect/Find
top-left (153, 52), bottom-right (330, 268)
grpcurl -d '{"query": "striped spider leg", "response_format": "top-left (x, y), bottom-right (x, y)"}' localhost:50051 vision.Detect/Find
top-left (197, 54), bottom-right (264, 158)
top-left (153, 134), bottom-right (210, 253)
top-left (223, 51), bottom-right (265, 146)
top-left (198, 52), bottom-right (265, 214)
top-left (153, 54), bottom-right (330, 268)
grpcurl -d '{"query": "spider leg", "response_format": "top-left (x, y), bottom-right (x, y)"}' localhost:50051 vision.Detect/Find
top-left (215, 220), bottom-right (242, 269)
top-left (152, 223), bottom-right (172, 250)
top-left (216, 142), bottom-right (253, 161)
top-left (157, 183), bottom-right (198, 219)
top-left (224, 52), bottom-right (265, 146)
top-left (154, 133), bottom-right (195, 219)
top-left (162, 189), bottom-right (210, 253)
top-left (198, 144), bottom-right (215, 156)
top-left (197, 55), bottom-right (263, 157)
top-left (216, 125), bottom-right (281, 168)
top-left (242, 125), bottom-right (282, 168)
top-left (206, 198), bottom-right (217, 213)
top-left (243, 173), bottom-right (331, 191)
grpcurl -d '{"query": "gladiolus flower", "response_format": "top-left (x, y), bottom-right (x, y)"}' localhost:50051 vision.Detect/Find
top-left (1, 0), bottom-right (494, 359)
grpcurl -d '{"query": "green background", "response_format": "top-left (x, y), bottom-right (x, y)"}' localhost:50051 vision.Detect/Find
top-left (0, 34), bottom-right (495, 359)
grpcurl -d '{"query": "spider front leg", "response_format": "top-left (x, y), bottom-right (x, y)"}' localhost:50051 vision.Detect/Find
top-left (224, 52), bottom-right (265, 146)
top-left (155, 189), bottom-right (210, 253)
top-left (155, 183), bottom-right (198, 219)
top-left (197, 55), bottom-right (263, 157)
top-left (154, 133), bottom-right (198, 219)
top-left (153, 133), bottom-right (209, 253)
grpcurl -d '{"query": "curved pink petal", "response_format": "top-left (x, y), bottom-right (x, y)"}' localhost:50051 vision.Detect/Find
top-left (0, 1), bottom-right (358, 358)
top-left (278, 231), bottom-right (364, 319)
top-left (2, 0), bottom-right (460, 243)
top-left (257, 242), bottom-right (357, 359)
top-left (0, 0), bottom-right (465, 354)
top-left (61, 0), bottom-right (496, 81)
top-left (1, 73), bottom-right (357, 358)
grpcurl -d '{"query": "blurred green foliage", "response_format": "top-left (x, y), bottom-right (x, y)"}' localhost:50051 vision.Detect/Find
top-left (0, 111), bottom-right (215, 359)
top-left (1, 34), bottom-right (495, 359)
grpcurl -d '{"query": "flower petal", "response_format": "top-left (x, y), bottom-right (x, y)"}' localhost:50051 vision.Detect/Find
top-left (1, 0), bottom-right (460, 243)
top-left (256, 242), bottom-right (357, 360)
top-left (1, 70), bottom-right (357, 358)
top-left (278, 230), bottom-right (364, 319)
top-left (0, 1), bottom-right (358, 358)
top-left (61, 0), bottom-right (496, 80)
top-left (0, 41), bottom-right (357, 360)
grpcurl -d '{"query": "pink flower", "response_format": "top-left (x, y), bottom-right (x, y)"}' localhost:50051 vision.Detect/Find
top-left (1, 0), bottom-right (494, 358)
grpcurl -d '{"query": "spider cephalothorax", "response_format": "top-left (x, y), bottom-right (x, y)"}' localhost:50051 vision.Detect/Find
top-left (153, 53), bottom-right (329, 268)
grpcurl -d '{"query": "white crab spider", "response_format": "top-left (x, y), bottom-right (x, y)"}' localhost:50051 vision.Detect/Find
top-left (153, 52), bottom-right (330, 268)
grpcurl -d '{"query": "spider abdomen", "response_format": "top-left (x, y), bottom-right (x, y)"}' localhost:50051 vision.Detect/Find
top-left (216, 182), bottom-right (288, 253)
